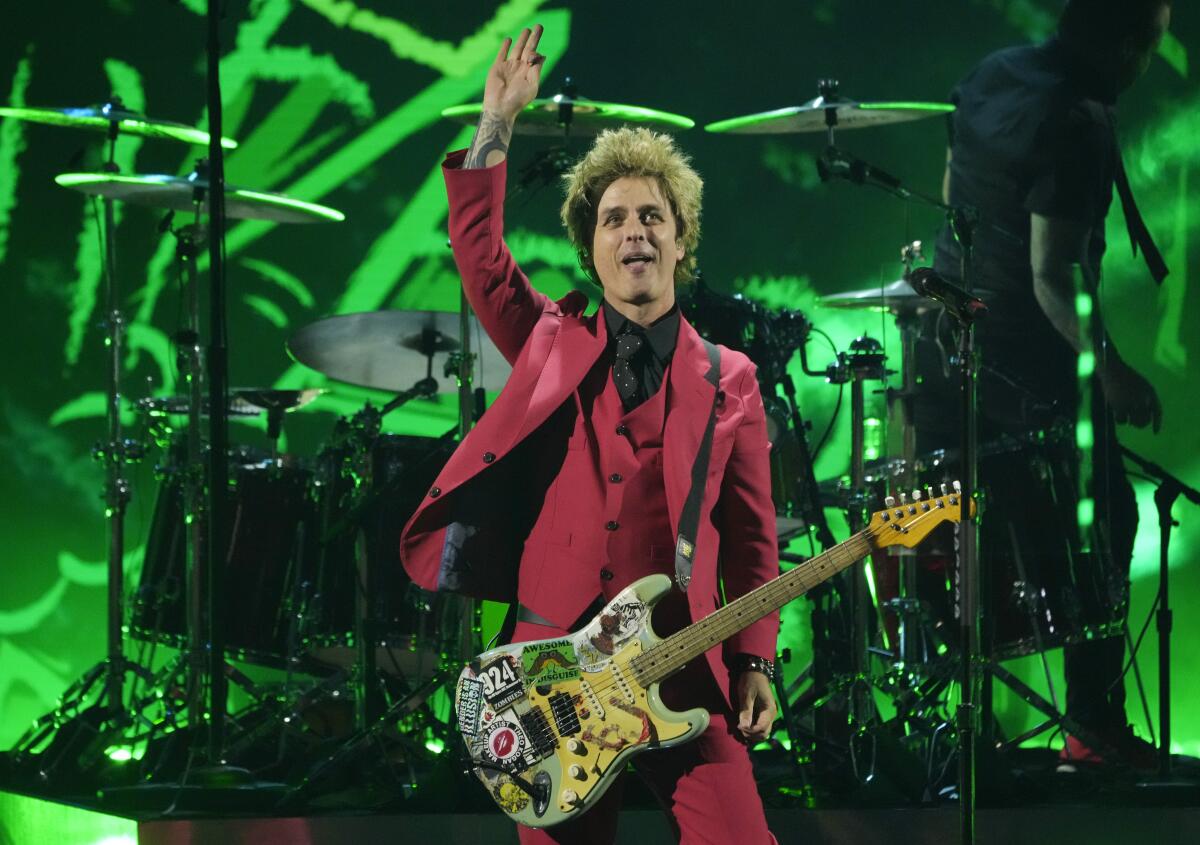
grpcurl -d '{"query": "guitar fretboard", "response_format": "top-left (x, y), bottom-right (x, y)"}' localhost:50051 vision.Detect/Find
top-left (630, 531), bottom-right (874, 685)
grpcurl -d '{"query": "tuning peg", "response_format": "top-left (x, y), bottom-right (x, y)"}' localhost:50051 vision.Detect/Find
top-left (940, 483), bottom-right (949, 495)
top-left (885, 495), bottom-right (896, 508)
top-left (911, 489), bottom-right (922, 501)
top-left (953, 480), bottom-right (962, 494)
top-left (899, 492), bottom-right (908, 504)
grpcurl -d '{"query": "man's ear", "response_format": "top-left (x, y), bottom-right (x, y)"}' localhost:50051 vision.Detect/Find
top-left (675, 239), bottom-right (685, 263)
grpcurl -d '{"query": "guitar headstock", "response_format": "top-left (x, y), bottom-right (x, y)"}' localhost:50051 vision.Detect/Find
top-left (867, 481), bottom-right (975, 549)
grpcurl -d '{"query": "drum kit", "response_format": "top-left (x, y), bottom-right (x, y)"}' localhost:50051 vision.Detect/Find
top-left (4, 76), bottom-right (1122, 801)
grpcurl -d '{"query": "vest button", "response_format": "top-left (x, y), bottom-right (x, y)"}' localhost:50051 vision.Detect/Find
top-left (615, 424), bottom-right (629, 436)
top-left (605, 520), bottom-right (619, 531)
top-left (482, 451), bottom-right (496, 463)
top-left (429, 486), bottom-right (441, 498)
top-left (599, 568), bottom-right (614, 581)
top-left (608, 473), bottom-right (623, 483)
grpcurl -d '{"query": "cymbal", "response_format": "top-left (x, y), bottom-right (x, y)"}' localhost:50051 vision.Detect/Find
top-left (287, 311), bottom-right (512, 394)
top-left (817, 278), bottom-right (933, 317)
top-left (136, 388), bottom-right (325, 417)
top-left (705, 98), bottom-right (953, 135)
top-left (442, 95), bottom-right (694, 137)
top-left (0, 104), bottom-right (237, 148)
top-left (55, 172), bottom-right (345, 224)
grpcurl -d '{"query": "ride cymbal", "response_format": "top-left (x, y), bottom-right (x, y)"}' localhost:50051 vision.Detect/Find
top-left (706, 98), bottom-right (952, 135)
top-left (0, 104), bottom-right (237, 148)
top-left (55, 172), bottom-right (344, 224)
top-left (287, 311), bottom-right (512, 394)
top-left (442, 95), bottom-right (694, 137)
top-left (817, 278), bottom-right (933, 317)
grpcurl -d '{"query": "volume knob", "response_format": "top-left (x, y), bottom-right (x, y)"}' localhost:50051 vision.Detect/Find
top-left (568, 764), bottom-right (587, 780)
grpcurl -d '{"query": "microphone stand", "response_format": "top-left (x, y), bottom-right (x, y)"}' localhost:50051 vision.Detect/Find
top-left (201, 0), bottom-right (237, 779)
top-left (948, 208), bottom-right (981, 845)
top-left (1121, 447), bottom-right (1200, 797)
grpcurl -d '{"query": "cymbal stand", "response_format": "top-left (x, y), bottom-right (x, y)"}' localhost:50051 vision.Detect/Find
top-left (171, 191), bottom-right (209, 733)
top-left (95, 104), bottom-right (142, 724)
top-left (202, 0), bottom-right (236, 774)
top-left (888, 242), bottom-right (927, 670)
top-left (822, 337), bottom-right (891, 778)
top-left (947, 206), bottom-right (981, 845)
top-left (1121, 447), bottom-right (1200, 797)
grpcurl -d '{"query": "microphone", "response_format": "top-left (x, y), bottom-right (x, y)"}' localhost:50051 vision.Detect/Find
top-left (907, 267), bottom-right (989, 322)
top-left (816, 147), bottom-right (904, 192)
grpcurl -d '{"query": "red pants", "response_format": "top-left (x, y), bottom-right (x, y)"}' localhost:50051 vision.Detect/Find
top-left (510, 620), bottom-right (776, 845)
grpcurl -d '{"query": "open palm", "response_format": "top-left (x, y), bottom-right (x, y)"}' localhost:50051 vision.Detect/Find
top-left (484, 25), bottom-right (545, 120)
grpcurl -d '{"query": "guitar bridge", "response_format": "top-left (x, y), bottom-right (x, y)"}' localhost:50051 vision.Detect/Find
top-left (519, 708), bottom-right (557, 759)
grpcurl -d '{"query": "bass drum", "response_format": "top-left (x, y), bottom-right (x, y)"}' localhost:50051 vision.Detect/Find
top-left (132, 450), bottom-right (315, 666)
top-left (913, 432), bottom-right (1128, 659)
top-left (303, 433), bottom-right (463, 680)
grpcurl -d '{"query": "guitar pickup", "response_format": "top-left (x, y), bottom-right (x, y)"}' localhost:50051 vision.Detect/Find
top-left (549, 691), bottom-right (581, 737)
top-left (519, 708), bottom-right (557, 759)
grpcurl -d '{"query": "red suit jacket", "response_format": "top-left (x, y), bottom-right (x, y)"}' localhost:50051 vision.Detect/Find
top-left (400, 151), bottom-right (780, 700)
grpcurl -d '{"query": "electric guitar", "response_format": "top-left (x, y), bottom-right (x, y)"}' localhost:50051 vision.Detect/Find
top-left (454, 485), bottom-right (969, 827)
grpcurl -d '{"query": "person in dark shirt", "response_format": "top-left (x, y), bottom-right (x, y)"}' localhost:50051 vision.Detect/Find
top-left (915, 0), bottom-right (1171, 770)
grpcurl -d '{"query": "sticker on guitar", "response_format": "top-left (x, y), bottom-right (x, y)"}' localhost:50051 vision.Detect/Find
top-left (479, 654), bottom-right (525, 711)
top-left (457, 676), bottom-right (484, 737)
top-left (521, 639), bottom-right (581, 685)
top-left (577, 598), bottom-right (648, 668)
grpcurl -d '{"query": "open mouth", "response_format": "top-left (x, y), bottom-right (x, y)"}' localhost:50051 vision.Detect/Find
top-left (621, 252), bottom-right (654, 266)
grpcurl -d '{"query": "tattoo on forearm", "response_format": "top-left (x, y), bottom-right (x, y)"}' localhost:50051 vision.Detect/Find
top-left (464, 111), bottom-right (513, 169)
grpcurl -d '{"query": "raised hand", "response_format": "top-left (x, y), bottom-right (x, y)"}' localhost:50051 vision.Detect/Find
top-left (464, 25), bottom-right (545, 169)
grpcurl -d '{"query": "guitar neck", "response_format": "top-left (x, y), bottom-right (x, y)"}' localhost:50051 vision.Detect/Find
top-left (631, 531), bottom-right (874, 685)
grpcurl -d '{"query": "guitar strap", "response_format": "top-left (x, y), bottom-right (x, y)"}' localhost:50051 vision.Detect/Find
top-left (674, 338), bottom-right (721, 592)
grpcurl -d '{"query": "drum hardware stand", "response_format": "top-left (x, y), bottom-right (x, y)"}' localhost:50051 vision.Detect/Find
top-left (281, 660), bottom-right (460, 808)
top-left (94, 99), bottom-right (145, 727)
top-left (315, 376), bottom-right (441, 731)
top-left (8, 99), bottom-right (152, 784)
top-left (170, 188), bottom-right (210, 735)
top-left (193, 0), bottom-right (237, 780)
top-left (1120, 447), bottom-right (1200, 798)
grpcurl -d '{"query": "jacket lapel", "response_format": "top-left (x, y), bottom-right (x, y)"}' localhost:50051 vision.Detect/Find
top-left (663, 318), bottom-right (718, 539)
top-left (512, 307), bottom-right (607, 446)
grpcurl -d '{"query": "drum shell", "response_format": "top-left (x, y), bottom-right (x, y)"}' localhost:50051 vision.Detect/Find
top-left (132, 458), bottom-right (315, 665)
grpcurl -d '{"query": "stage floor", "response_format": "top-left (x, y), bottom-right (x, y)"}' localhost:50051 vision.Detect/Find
top-left (5, 790), bottom-right (1200, 845)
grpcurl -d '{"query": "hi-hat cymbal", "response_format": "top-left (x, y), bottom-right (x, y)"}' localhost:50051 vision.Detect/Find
top-left (55, 172), bottom-right (344, 224)
top-left (817, 278), bottom-right (933, 317)
top-left (442, 95), bottom-right (694, 137)
top-left (136, 388), bottom-right (326, 418)
top-left (287, 311), bottom-right (512, 394)
top-left (705, 97), bottom-right (953, 135)
top-left (0, 104), bottom-right (237, 148)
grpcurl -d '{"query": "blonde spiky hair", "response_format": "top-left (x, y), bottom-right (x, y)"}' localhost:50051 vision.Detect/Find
top-left (560, 127), bottom-right (703, 286)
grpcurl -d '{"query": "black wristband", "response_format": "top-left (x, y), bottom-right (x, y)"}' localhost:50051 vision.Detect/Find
top-left (731, 654), bottom-right (775, 680)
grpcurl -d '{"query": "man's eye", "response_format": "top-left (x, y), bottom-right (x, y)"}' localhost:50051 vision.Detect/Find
top-left (643, 212), bottom-right (662, 223)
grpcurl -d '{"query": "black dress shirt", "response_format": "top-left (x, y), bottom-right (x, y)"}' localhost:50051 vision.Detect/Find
top-left (602, 300), bottom-right (680, 411)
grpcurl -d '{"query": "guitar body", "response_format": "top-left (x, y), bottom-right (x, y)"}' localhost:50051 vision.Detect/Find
top-left (454, 574), bottom-right (707, 828)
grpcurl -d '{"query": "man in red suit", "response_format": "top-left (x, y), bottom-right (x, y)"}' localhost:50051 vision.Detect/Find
top-left (400, 25), bottom-right (780, 844)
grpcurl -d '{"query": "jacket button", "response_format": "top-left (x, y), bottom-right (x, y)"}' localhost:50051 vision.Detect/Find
top-left (605, 520), bottom-right (619, 531)
top-left (429, 486), bottom-right (441, 498)
top-left (599, 568), bottom-right (614, 581)
top-left (608, 473), bottom-right (623, 483)
top-left (615, 424), bottom-right (629, 436)
top-left (482, 451), bottom-right (496, 463)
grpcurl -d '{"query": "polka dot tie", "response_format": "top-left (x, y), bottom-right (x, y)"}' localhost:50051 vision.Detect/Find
top-left (613, 331), bottom-right (645, 409)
